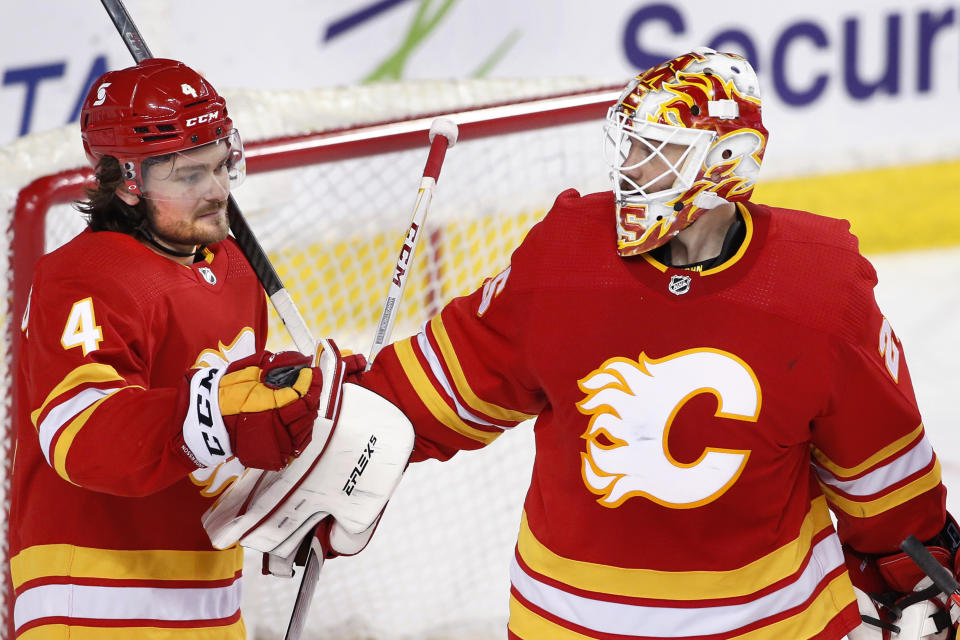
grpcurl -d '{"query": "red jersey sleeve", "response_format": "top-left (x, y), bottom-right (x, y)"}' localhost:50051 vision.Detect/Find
top-left (360, 261), bottom-right (547, 462)
top-left (810, 261), bottom-right (945, 554)
top-left (21, 270), bottom-right (196, 497)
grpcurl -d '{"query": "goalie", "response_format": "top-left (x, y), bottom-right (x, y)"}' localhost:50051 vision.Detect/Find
top-left (205, 48), bottom-right (959, 640)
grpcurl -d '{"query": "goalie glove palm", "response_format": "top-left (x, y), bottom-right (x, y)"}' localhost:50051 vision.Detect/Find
top-left (179, 351), bottom-right (322, 470)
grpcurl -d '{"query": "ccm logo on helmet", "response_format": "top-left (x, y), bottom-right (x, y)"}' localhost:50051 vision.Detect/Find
top-left (186, 111), bottom-right (219, 127)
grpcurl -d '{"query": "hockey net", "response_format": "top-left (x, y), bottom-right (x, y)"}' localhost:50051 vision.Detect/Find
top-left (0, 78), bottom-right (619, 639)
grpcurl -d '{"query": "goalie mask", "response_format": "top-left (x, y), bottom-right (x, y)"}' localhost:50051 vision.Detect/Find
top-left (603, 47), bottom-right (767, 256)
top-left (80, 58), bottom-right (245, 199)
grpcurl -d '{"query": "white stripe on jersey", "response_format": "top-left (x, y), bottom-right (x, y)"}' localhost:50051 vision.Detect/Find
top-left (509, 533), bottom-right (845, 637)
top-left (14, 579), bottom-right (242, 630)
top-left (416, 328), bottom-right (504, 429)
top-left (813, 437), bottom-right (934, 496)
top-left (38, 387), bottom-right (122, 465)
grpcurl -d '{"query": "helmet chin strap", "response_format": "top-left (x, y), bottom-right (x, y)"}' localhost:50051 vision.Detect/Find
top-left (138, 224), bottom-right (201, 259)
top-left (116, 199), bottom-right (201, 259)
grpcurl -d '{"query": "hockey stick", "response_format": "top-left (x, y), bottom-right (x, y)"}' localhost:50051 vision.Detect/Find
top-left (901, 535), bottom-right (960, 611)
top-left (367, 118), bottom-right (459, 367)
top-left (281, 118), bottom-right (459, 640)
top-left (99, 0), bottom-right (316, 355)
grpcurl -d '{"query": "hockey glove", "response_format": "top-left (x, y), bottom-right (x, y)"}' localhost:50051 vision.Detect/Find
top-left (846, 517), bottom-right (960, 640)
top-left (202, 381), bottom-right (414, 557)
top-left (178, 350), bottom-right (323, 471)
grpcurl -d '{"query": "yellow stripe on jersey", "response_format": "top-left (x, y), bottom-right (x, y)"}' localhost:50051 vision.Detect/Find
top-left (812, 424), bottom-right (925, 479)
top-left (820, 458), bottom-right (942, 518)
top-left (508, 595), bottom-right (596, 640)
top-left (429, 316), bottom-right (537, 423)
top-left (395, 339), bottom-right (500, 445)
top-left (30, 363), bottom-right (125, 427)
top-left (517, 497), bottom-right (833, 600)
top-left (10, 544), bottom-right (243, 589)
top-left (732, 572), bottom-right (856, 640)
top-left (19, 618), bottom-right (245, 640)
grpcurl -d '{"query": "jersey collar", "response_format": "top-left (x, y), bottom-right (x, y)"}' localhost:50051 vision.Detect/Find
top-left (621, 202), bottom-right (769, 300)
top-left (640, 203), bottom-right (755, 275)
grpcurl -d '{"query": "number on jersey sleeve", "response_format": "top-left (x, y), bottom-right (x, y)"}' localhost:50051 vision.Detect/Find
top-left (878, 317), bottom-right (900, 383)
top-left (60, 298), bottom-right (104, 356)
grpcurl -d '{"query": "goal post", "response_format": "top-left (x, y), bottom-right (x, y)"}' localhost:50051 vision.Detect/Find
top-left (1, 78), bottom-right (620, 639)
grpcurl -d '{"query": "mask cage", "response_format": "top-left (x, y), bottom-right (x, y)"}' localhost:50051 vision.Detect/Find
top-left (603, 108), bottom-right (715, 209)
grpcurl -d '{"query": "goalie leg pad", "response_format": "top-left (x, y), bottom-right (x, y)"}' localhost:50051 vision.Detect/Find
top-left (203, 382), bottom-right (414, 554)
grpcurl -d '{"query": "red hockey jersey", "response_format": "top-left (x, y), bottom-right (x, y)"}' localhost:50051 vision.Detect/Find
top-left (359, 190), bottom-right (946, 640)
top-left (11, 230), bottom-right (268, 638)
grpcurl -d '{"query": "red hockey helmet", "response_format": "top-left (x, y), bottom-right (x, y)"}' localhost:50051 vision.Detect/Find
top-left (603, 47), bottom-right (768, 256)
top-left (80, 58), bottom-right (244, 196)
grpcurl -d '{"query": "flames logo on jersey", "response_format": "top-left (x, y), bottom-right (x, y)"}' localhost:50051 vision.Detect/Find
top-left (188, 327), bottom-right (258, 497)
top-left (577, 349), bottom-right (761, 509)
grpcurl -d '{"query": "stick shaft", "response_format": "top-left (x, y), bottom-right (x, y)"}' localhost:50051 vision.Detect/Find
top-left (287, 121), bottom-right (455, 635)
top-left (367, 134), bottom-right (450, 367)
top-left (284, 543), bottom-right (323, 640)
top-left (227, 199), bottom-right (315, 354)
top-left (99, 0), bottom-right (152, 61)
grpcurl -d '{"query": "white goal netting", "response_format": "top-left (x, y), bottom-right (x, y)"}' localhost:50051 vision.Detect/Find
top-left (0, 77), bottom-right (619, 639)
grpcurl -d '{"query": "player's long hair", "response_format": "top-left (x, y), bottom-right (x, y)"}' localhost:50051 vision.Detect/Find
top-left (75, 155), bottom-right (156, 234)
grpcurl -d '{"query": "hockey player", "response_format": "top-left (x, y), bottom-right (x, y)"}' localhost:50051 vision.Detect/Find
top-left (199, 47), bottom-right (959, 638)
top-left (351, 48), bottom-right (960, 639)
top-left (9, 58), bottom-right (340, 639)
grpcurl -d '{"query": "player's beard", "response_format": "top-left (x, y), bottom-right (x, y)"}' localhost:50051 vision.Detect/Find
top-left (145, 199), bottom-right (230, 248)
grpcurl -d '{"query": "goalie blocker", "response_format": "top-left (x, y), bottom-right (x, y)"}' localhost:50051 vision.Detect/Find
top-left (202, 373), bottom-right (414, 572)
top-left (846, 516), bottom-right (960, 640)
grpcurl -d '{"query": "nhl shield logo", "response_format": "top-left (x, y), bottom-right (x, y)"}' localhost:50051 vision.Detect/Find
top-left (198, 266), bottom-right (217, 285)
top-left (668, 274), bottom-right (691, 296)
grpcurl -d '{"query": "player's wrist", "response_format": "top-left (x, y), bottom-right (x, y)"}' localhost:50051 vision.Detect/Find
top-left (170, 430), bottom-right (204, 472)
top-left (181, 365), bottom-right (234, 468)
